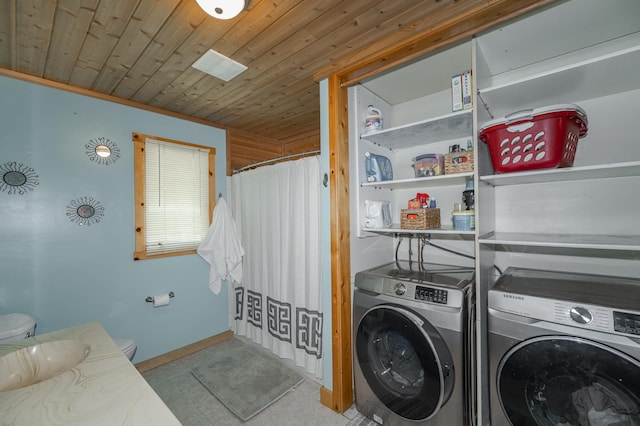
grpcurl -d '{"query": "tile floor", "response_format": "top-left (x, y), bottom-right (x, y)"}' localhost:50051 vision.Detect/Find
top-left (142, 337), bottom-right (364, 426)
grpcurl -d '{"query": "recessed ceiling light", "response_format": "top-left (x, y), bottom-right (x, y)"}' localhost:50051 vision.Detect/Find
top-left (192, 49), bottom-right (247, 81)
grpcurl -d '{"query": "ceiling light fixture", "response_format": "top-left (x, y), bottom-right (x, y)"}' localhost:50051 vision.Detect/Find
top-left (195, 0), bottom-right (248, 20)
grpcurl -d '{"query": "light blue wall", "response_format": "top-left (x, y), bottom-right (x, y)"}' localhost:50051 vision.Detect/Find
top-left (0, 75), bottom-right (229, 362)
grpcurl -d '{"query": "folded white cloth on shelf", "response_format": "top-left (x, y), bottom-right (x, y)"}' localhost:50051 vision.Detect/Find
top-left (197, 197), bottom-right (244, 294)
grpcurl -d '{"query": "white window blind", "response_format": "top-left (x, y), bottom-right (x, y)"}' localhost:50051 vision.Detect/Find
top-left (145, 139), bottom-right (210, 254)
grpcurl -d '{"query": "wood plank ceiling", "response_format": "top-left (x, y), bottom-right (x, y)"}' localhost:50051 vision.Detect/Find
top-left (0, 0), bottom-right (542, 152)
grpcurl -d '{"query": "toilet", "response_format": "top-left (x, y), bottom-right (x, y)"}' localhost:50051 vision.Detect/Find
top-left (0, 313), bottom-right (36, 343)
top-left (0, 313), bottom-right (136, 362)
top-left (114, 337), bottom-right (137, 361)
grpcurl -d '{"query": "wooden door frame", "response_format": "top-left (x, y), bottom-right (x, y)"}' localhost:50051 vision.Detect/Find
top-left (321, 0), bottom-right (557, 414)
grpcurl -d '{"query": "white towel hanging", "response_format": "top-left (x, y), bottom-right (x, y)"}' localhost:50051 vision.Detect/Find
top-left (197, 196), bottom-right (244, 294)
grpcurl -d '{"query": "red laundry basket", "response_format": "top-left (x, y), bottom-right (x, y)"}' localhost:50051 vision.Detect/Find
top-left (479, 104), bottom-right (588, 174)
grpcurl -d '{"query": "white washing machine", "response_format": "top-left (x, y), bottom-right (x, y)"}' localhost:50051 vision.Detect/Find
top-left (488, 267), bottom-right (640, 426)
top-left (353, 261), bottom-right (475, 426)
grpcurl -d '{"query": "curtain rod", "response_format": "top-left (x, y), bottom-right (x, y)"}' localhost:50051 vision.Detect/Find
top-left (233, 150), bottom-right (320, 174)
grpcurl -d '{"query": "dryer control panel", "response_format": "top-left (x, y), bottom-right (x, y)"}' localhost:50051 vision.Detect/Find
top-left (614, 311), bottom-right (640, 336)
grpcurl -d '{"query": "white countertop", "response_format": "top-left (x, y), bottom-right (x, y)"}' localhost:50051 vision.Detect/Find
top-left (0, 322), bottom-right (182, 425)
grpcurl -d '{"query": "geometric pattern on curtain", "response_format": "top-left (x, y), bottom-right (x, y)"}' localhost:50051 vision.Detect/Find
top-left (233, 286), bottom-right (323, 359)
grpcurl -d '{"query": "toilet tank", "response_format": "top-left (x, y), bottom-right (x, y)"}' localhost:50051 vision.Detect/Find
top-left (0, 314), bottom-right (36, 343)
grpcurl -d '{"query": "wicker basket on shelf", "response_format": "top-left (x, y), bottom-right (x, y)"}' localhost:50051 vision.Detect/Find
top-left (444, 151), bottom-right (474, 174)
top-left (400, 209), bottom-right (441, 230)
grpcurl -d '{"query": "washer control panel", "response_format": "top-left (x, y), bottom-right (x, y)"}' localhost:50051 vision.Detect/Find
top-left (614, 311), bottom-right (640, 336)
top-left (490, 290), bottom-right (640, 337)
top-left (415, 285), bottom-right (448, 304)
top-left (569, 306), bottom-right (593, 324)
top-left (394, 282), bottom-right (406, 296)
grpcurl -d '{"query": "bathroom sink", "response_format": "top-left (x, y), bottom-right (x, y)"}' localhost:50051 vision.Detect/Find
top-left (0, 339), bottom-right (90, 392)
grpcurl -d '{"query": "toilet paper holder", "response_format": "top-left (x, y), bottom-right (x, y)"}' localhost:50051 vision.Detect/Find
top-left (145, 292), bottom-right (175, 303)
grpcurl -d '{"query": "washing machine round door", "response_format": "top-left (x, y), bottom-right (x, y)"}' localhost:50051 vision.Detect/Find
top-left (497, 336), bottom-right (640, 425)
top-left (356, 304), bottom-right (454, 421)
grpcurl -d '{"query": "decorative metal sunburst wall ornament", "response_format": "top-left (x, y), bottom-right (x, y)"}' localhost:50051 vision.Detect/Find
top-left (0, 162), bottom-right (39, 195)
top-left (85, 137), bottom-right (120, 165)
top-left (66, 196), bottom-right (105, 226)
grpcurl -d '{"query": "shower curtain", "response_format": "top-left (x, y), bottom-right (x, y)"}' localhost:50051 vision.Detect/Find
top-left (228, 156), bottom-right (323, 379)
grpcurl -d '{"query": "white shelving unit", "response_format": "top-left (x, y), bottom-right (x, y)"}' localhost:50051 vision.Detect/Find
top-left (480, 161), bottom-right (640, 187)
top-left (357, 119), bottom-right (476, 236)
top-left (477, 33), bottom-right (640, 117)
top-left (478, 161), bottom-right (640, 254)
top-left (476, 0), bottom-right (640, 258)
top-left (479, 232), bottom-right (640, 252)
top-left (366, 225), bottom-right (475, 236)
top-left (348, 2), bottom-right (640, 424)
top-left (473, 1), bottom-right (640, 424)
top-left (361, 110), bottom-right (473, 149)
top-left (361, 171), bottom-right (472, 191)
top-left (354, 88), bottom-right (476, 238)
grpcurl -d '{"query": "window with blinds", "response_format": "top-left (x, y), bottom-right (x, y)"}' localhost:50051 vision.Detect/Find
top-left (133, 133), bottom-right (216, 260)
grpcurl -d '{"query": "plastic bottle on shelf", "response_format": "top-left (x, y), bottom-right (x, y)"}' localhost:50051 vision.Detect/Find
top-left (463, 179), bottom-right (474, 210)
top-left (365, 105), bottom-right (383, 134)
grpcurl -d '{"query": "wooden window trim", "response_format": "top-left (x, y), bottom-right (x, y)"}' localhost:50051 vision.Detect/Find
top-left (132, 132), bottom-right (216, 261)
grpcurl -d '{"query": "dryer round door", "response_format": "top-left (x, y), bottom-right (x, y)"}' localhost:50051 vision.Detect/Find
top-left (497, 335), bottom-right (640, 425)
top-left (355, 304), bottom-right (454, 421)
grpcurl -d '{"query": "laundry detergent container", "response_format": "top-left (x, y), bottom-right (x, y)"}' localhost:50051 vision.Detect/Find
top-left (0, 314), bottom-right (36, 343)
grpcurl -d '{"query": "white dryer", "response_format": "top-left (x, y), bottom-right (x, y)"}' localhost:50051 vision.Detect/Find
top-left (353, 261), bottom-right (475, 426)
top-left (488, 267), bottom-right (640, 426)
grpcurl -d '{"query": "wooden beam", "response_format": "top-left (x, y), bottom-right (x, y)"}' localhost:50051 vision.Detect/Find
top-left (326, 73), bottom-right (353, 413)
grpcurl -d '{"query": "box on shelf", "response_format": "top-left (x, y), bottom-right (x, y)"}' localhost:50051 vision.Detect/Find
top-left (479, 104), bottom-right (588, 174)
top-left (451, 74), bottom-right (462, 112)
top-left (400, 208), bottom-right (441, 230)
top-left (412, 154), bottom-right (444, 177)
top-left (444, 151), bottom-right (474, 174)
top-left (407, 199), bottom-right (422, 209)
top-left (462, 70), bottom-right (472, 110)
